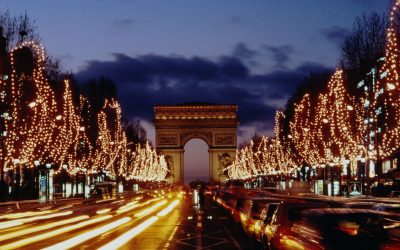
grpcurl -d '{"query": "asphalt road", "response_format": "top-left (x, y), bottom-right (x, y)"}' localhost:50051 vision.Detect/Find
top-left (0, 191), bottom-right (253, 250)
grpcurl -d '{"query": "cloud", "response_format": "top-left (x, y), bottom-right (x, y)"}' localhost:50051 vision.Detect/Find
top-left (320, 26), bottom-right (349, 47)
top-left (77, 53), bottom-right (330, 139)
top-left (262, 44), bottom-right (294, 68)
top-left (228, 15), bottom-right (245, 25)
top-left (112, 19), bottom-right (134, 29)
top-left (232, 43), bottom-right (258, 60)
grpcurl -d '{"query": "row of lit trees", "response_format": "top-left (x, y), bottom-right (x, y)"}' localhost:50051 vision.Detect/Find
top-left (0, 41), bottom-right (168, 183)
top-left (227, 112), bottom-right (297, 179)
top-left (228, 0), bottom-right (400, 180)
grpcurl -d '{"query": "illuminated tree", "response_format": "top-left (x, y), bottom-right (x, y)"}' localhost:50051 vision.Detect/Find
top-left (375, 0), bottom-right (400, 159)
top-left (1, 42), bottom-right (56, 169)
top-left (290, 94), bottom-right (321, 165)
top-left (49, 80), bottom-right (92, 174)
top-left (94, 99), bottom-right (127, 179)
top-left (126, 142), bottom-right (168, 182)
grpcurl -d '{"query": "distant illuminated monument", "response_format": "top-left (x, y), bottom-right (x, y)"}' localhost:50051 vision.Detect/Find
top-left (154, 102), bottom-right (238, 184)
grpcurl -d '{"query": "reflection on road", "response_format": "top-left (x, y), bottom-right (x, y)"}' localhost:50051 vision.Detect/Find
top-left (0, 190), bottom-right (180, 249)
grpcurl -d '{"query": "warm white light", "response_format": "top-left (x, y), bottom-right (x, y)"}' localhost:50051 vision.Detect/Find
top-left (0, 215), bottom-right (111, 249)
top-left (0, 215), bottom-right (88, 243)
top-left (98, 216), bottom-right (158, 250)
top-left (157, 200), bottom-right (179, 216)
top-left (387, 83), bottom-right (396, 90)
top-left (43, 217), bottom-right (131, 250)
top-left (134, 200), bottom-right (167, 218)
top-left (96, 208), bottom-right (111, 215)
top-left (28, 101), bottom-right (36, 108)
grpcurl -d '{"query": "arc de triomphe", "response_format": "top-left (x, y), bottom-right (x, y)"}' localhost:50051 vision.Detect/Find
top-left (154, 103), bottom-right (238, 184)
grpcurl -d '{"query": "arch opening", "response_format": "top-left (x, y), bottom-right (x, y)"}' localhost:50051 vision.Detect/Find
top-left (184, 138), bottom-right (209, 184)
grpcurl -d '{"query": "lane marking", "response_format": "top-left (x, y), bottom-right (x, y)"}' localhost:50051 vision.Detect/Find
top-left (163, 223), bottom-right (179, 250)
top-left (217, 216), bottom-right (242, 250)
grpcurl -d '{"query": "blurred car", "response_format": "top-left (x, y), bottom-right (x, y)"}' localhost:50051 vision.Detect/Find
top-left (285, 208), bottom-right (399, 250)
top-left (389, 191), bottom-right (400, 198)
top-left (226, 179), bottom-right (245, 191)
top-left (254, 202), bottom-right (280, 246)
top-left (263, 199), bottom-right (330, 250)
top-left (343, 201), bottom-right (377, 209)
top-left (372, 203), bottom-right (400, 214)
top-left (239, 197), bottom-right (281, 238)
top-left (232, 197), bottom-right (247, 223)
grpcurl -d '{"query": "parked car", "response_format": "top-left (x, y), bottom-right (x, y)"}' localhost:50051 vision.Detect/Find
top-left (254, 202), bottom-right (280, 246)
top-left (263, 200), bottom-right (330, 250)
top-left (285, 208), bottom-right (399, 250)
top-left (239, 197), bottom-right (281, 237)
top-left (343, 201), bottom-right (376, 209)
top-left (232, 197), bottom-right (247, 223)
top-left (389, 191), bottom-right (400, 198)
top-left (372, 203), bottom-right (400, 214)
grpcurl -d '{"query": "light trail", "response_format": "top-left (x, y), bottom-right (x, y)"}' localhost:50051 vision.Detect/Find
top-left (157, 200), bottom-right (180, 217)
top-left (116, 201), bottom-right (139, 214)
top-left (96, 209), bottom-right (111, 215)
top-left (0, 221), bottom-right (23, 230)
top-left (98, 216), bottom-right (158, 250)
top-left (0, 215), bottom-right (88, 242)
top-left (43, 217), bottom-right (131, 250)
top-left (0, 215), bottom-right (111, 249)
top-left (134, 200), bottom-right (167, 218)
top-left (0, 210), bottom-right (53, 220)
top-left (0, 211), bottom-right (73, 229)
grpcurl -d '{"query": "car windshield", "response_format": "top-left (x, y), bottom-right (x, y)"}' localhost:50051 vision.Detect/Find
top-left (288, 206), bottom-right (320, 221)
top-left (252, 201), bottom-right (269, 218)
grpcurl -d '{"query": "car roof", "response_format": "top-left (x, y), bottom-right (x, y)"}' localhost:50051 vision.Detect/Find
top-left (372, 203), bottom-right (400, 208)
top-left (300, 208), bottom-right (387, 216)
top-left (244, 196), bottom-right (282, 201)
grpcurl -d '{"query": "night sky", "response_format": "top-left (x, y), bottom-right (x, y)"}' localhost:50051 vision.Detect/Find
top-left (1, 0), bottom-right (392, 181)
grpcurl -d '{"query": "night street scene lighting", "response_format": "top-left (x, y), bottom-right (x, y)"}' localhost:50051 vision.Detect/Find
top-left (0, 1), bottom-right (399, 249)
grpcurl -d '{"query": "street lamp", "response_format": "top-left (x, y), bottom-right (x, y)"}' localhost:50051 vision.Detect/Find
top-left (344, 159), bottom-right (351, 196)
top-left (329, 162), bottom-right (335, 196)
top-left (13, 159), bottom-right (20, 200)
top-left (45, 163), bottom-right (51, 200)
top-left (361, 156), bottom-right (366, 195)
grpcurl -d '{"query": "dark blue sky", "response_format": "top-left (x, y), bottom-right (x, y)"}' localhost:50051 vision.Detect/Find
top-left (1, 0), bottom-right (392, 178)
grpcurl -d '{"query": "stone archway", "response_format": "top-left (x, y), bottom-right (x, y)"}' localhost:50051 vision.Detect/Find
top-left (154, 103), bottom-right (238, 184)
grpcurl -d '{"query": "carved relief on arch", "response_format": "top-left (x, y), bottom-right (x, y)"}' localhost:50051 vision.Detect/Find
top-left (180, 131), bottom-right (212, 146)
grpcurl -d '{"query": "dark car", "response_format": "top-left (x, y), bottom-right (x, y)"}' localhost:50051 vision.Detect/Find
top-left (285, 208), bottom-right (400, 250)
top-left (239, 197), bottom-right (281, 238)
top-left (254, 202), bottom-right (280, 247)
top-left (263, 200), bottom-right (330, 250)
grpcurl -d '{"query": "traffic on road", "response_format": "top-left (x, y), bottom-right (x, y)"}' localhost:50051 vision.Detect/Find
top-left (0, 184), bottom-right (400, 249)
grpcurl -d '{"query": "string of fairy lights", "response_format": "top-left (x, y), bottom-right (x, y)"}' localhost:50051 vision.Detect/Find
top-left (0, 41), bottom-right (167, 182)
top-left (376, 0), bottom-right (400, 159)
top-left (228, 0), bottom-right (400, 181)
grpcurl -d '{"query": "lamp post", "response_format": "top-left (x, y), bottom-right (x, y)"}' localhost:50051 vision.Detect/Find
top-left (361, 157), bottom-right (366, 195)
top-left (13, 159), bottom-right (20, 200)
top-left (321, 164), bottom-right (327, 195)
top-left (0, 117), bottom-right (6, 202)
top-left (45, 163), bottom-right (51, 200)
top-left (344, 159), bottom-right (351, 197)
top-left (62, 164), bottom-right (67, 197)
top-left (34, 160), bottom-right (40, 198)
top-left (329, 162), bottom-right (335, 196)
top-left (82, 168), bottom-right (87, 198)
